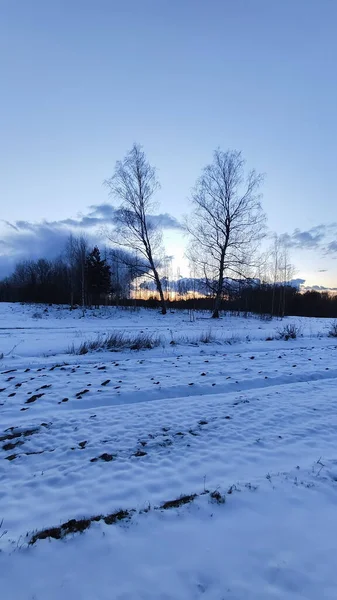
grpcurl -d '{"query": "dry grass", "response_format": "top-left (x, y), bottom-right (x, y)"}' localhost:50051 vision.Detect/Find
top-left (68, 331), bottom-right (162, 355)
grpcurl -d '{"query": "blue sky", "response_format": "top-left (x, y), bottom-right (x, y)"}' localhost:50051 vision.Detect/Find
top-left (1, 0), bottom-right (337, 287)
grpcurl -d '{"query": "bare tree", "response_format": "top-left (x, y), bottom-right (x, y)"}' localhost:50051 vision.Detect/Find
top-left (65, 233), bottom-right (76, 308)
top-left (64, 234), bottom-right (89, 311)
top-left (75, 235), bottom-right (88, 314)
top-left (104, 143), bottom-right (167, 314)
top-left (270, 233), bottom-right (281, 318)
top-left (280, 244), bottom-right (295, 317)
top-left (187, 149), bottom-right (266, 318)
top-left (269, 234), bottom-right (295, 317)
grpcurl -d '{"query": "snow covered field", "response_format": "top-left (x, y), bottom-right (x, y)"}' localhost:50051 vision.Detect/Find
top-left (1, 303), bottom-right (337, 599)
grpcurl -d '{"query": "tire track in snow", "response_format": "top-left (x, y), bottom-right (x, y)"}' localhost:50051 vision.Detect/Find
top-left (66, 367), bottom-right (337, 410)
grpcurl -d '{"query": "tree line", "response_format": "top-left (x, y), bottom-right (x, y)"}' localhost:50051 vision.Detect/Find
top-left (0, 240), bottom-right (146, 307)
top-left (1, 143), bottom-right (335, 318)
top-left (1, 249), bottom-right (337, 318)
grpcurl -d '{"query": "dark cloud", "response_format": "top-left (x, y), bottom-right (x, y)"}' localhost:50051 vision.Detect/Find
top-left (0, 223), bottom-right (101, 279)
top-left (88, 204), bottom-right (115, 218)
top-left (4, 205), bottom-right (182, 235)
top-left (0, 204), bottom-right (183, 278)
top-left (88, 204), bottom-right (183, 230)
top-left (280, 224), bottom-right (337, 260)
top-left (280, 226), bottom-right (326, 249)
top-left (149, 213), bottom-right (183, 230)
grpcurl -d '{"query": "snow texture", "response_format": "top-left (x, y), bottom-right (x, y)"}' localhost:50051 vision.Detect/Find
top-left (1, 303), bottom-right (337, 599)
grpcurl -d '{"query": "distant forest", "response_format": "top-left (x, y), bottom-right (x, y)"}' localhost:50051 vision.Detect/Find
top-left (0, 237), bottom-right (336, 319)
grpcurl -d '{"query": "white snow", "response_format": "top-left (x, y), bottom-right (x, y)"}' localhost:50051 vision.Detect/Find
top-left (1, 303), bottom-right (337, 599)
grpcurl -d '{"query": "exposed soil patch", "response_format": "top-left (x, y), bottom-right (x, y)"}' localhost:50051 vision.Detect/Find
top-left (25, 393), bottom-right (44, 404)
top-left (76, 389), bottom-right (89, 398)
top-left (28, 488), bottom-right (227, 546)
top-left (134, 449), bottom-right (147, 457)
top-left (161, 494), bottom-right (197, 510)
top-left (104, 510), bottom-right (132, 525)
top-left (210, 490), bottom-right (226, 504)
top-left (90, 452), bottom-right (115, 463)
top-left (30, 509), bottom-right (132, 545)
top-left (5, 453), bottom-right (18, 461)
top-left (30, 517), bottom-right (92, 544)
top-left (0, 426), bottom-right (41, 443)
top-left (2, 440), bottom-right (24, 451)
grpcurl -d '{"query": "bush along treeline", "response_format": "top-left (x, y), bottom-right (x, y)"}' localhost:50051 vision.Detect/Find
top-left (1, 143), bottom-right (335, 317)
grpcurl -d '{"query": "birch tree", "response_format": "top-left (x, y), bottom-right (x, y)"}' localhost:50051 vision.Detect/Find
top-left (104, 144), bottom-right (167, 314)
top-left (187, 149), bottom-right (266, 318)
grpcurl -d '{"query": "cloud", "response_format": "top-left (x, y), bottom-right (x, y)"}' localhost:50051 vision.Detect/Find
top-left (88, 204), bottom-right (183, 231)
top-left (88, 204), bottom-right (115, 218)
top-left (280, 225), bottom-right (327, 249)
top-left (302, 284), bottom-right (337, 292)
top-left (149, 213), bottom-right (183, 230)
top-left (325, 241), bottom-right (337, 255)
top-left (0, 204), bottom-right (183, 278)
top-left (280, 224), bottom-right (337, 261)
top-left (289, 278), bottom-right (305, 288)
top-left (0, 224), bottom-right (79, 279)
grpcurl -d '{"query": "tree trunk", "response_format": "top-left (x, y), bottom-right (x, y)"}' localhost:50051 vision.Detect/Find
top-left (148, 250), bottom-right (167, 315)
top-left (153, 269), bottom-right (167, 315)
top-left (212, 291), bottom-right (222, 318)
top-left (212, 248), bottom-right (226, 319)
top-left (81, 264), bottom-right (85, 316)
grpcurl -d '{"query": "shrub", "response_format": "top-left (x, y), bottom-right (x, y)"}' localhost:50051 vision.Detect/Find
top-left (328, 321), bottom-right (337, 338)
top-left (276, 323), bottom-right (301, 340)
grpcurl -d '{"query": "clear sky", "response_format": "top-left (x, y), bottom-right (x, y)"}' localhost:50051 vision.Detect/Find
top-left (1, 0), bottom-right (337, 287)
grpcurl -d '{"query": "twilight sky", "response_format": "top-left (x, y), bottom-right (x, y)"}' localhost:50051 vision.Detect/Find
top-left (1, 0), bottom-right (337, 287)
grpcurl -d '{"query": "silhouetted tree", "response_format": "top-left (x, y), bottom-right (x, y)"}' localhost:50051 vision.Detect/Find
top-left (86, 246), bottom-right (111, 307)
top-left (104, 143), bottom-right (167, 314)
top-left (187, 149), bottom-right (266, 318)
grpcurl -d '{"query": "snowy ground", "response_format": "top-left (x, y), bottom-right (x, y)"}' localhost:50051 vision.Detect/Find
top-left (1, 303), bottom-right (337, 599)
